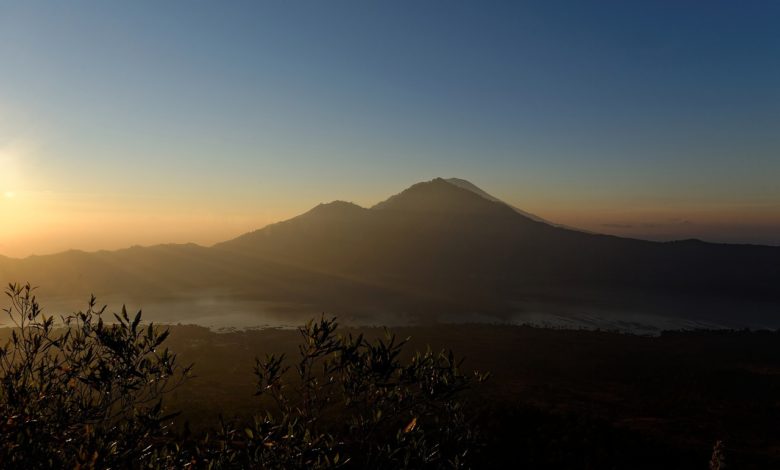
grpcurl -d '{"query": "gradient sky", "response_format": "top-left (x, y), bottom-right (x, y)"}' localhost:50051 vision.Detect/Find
top-left (1, 1), bottom-right (778, 257)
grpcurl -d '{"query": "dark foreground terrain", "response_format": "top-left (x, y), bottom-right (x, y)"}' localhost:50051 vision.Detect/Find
top-left (163, 323), bottom-right (780, 469)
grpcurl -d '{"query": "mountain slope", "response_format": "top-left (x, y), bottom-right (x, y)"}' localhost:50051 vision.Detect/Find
top-left (215, 178), bottom-right (780, 319)
top-left (443, 177), bottom-right (552, 224)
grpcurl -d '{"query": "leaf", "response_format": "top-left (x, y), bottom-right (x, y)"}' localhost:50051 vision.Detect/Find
top-left (154, 330), bottom-right (170, 347)
top-left (132, 310), bottom-right (142, 332)
top-left (403, 417), bottom-right (417, 434)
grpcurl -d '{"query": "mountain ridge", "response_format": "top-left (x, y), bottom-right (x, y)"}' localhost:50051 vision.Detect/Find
top-left (3, 178), bottom-right (776, 261)
top-left (0, 178), bottom-right (778, 328)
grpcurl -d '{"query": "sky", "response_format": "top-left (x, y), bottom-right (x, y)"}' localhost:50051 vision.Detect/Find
top-left (0, 1), bottom-right (778, 257)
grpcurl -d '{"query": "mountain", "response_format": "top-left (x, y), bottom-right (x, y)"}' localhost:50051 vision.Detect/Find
top-left (443, 177), bottom-right (552, 224)
top-left (1, 178), bottom-right (778, 327)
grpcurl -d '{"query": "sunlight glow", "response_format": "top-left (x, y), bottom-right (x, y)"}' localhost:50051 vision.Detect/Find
top-left (0, 142), bottom-right (27, 200)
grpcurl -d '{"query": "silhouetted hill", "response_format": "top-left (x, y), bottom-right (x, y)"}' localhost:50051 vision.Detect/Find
top-left (372, 178), bottom-right (517, 216)
top-left (214, 178), bottom-right (780, 323)
top-left (1, 178), bottom-right (778, 326)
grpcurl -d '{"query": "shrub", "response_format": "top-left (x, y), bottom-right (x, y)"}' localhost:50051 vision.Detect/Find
top-left (183, 316), bottom-right (488, 469)
top-left (0, 286), bottom-right (486, 469)
top-left (0, 283), bottom-right (191, 468)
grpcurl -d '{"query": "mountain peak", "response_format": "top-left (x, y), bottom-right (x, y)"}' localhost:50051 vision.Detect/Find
top-left (371, 178), bottom-right (514, 216)
top-left (315, 200), bottom-right (364, 210)
top-left (303, 200), bottom-right (365, 217)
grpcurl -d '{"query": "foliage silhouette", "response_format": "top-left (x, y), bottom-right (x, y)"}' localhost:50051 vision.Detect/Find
top-left (0, 283), bottom-right (191, 468)
top-left (0, 285), bottom-right (486, 469)
top-left (174, 316), bottom-right (488, 469)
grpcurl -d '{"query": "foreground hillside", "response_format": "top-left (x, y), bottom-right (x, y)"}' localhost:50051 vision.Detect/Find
top-left (1, 286), bottom-right (778, 468)
top-left (162, 324), bottom-right (780, 469)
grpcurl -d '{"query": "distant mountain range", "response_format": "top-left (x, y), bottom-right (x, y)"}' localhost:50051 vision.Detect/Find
top-left (1, 178), bottom-right (778, 328)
